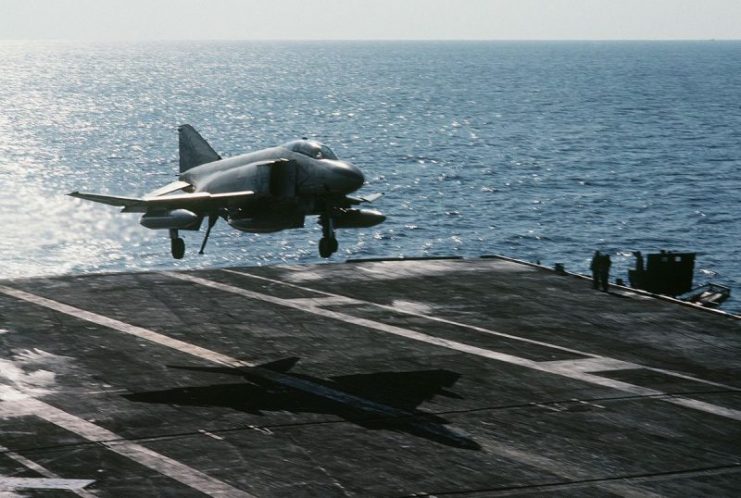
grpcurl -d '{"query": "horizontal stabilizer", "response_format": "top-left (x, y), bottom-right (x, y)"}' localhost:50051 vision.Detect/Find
top-left (179, 124), bottom-right (221, 173)
top-left (146, 180), bottom-right (193, 197)
top-left (69, 189), bottom-right (255, 213)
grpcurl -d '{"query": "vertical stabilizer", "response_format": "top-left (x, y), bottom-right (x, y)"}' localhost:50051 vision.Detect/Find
top-left (178, 124), bottom-right (221, 173)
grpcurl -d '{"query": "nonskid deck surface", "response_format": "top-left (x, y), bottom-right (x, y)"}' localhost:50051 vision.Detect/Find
top-left (0, 257), bottom-right (739, 497)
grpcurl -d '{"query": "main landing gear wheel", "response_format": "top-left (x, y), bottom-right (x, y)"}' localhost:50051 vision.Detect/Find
top-left (171, 237), bottom-right (185, 259)
top-left (319, 237), bottom-right (338, 258)
top-left (169, 229), bottom-right (185, 259)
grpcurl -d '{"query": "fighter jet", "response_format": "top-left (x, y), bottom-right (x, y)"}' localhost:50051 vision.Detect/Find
top-left (69, 125), bottom-right (385, 259)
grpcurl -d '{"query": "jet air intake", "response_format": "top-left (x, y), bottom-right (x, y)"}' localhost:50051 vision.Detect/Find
top-left (269, 160), bottom-right (298, 198)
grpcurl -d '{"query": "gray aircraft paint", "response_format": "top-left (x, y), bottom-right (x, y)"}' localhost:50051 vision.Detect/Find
top-left (70, 125), bottom-right (385, 259)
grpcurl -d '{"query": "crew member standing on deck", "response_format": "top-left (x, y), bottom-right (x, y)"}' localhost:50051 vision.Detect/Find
top-left (590, 251), bottom-right (601, 289)
top-left (600, 254), bottom-right (612, 292)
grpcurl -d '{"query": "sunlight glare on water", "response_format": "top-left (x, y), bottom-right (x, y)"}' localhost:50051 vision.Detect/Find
top-left (0, 41), bottom-right (739, 312)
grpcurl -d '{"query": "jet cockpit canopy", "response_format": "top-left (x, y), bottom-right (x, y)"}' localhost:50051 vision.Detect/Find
top-left (281, 140), bottom-right (338, 160)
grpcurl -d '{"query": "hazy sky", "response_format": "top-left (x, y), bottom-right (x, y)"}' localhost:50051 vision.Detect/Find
top-left (1, 0), bottom-right (740, 41)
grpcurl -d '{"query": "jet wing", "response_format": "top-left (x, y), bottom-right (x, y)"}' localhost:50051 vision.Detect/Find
top-left (68, 192), bottom-right (144, 208)
top-left (69, 189), bottom-right (256, 213)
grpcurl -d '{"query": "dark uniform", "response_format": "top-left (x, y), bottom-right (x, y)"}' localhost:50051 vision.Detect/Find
top-left (590, 251), bottom-right (601, 289)
top-left (599, 254), bottom-right (612, 291)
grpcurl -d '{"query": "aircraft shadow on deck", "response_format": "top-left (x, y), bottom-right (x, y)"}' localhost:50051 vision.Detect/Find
top-left (123, 358), bottom-right (480, 450)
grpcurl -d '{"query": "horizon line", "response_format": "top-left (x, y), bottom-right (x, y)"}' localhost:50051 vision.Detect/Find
top-left (2, 38), bottom-right (740, 43)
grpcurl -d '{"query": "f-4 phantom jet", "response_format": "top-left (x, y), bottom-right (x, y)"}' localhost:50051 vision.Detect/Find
top-left (70, 125), bottom-right (385, 259)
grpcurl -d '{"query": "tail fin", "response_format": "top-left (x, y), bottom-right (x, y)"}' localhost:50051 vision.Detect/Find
top-left (178, 124), bottom-right (221, 173)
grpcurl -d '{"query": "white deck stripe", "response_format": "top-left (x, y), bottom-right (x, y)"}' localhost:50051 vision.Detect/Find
top-left (0, 286), bottom-right (254, 497)
top-left (224, 269), bottom-right (596, 358)
top-left (0, 392), bottom-right (252, 497)
top-left (0, 289), bottom-right (657, 498)
top-left (0, 445), bottom-right (95, 496)
top-left (225, 269), bottom-right (741, 393)
top-left (0, 477), bottom-right (95, 491)
top-left (0, 285), bottom-right (604, 496)
top-left (0, 277), bottom-right (737, 498)
top-left (0, 285), bottom-right (249, 369)
top-left (288, 297), bottom-right (356, 307)
top-left (170, 272), bottom-right (539, 368)
top-left (537, 358), bottom-right (639, 372)
top-left (0, 287), bottom-right (473, 427)
top-left (168, 272), bottom-right (741, 422)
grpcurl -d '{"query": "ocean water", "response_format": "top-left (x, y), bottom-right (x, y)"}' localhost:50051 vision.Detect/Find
top-left (1, 41), bottom-right (739, 313)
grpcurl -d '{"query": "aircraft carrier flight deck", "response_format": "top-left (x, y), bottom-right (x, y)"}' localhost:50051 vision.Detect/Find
top-left (0, 257), bottom-right (739, 497)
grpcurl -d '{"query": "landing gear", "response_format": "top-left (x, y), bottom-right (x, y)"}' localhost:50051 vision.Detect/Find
top-left (318, 213), bottom-right (338, 258)
top-left (319, 237), bottom-right (338, 258)
top-left (170, 229), bottom-right (185, 259)
top-left (198, 213), bottom-right (218, 255)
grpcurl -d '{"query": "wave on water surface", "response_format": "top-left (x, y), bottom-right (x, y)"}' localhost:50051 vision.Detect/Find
top-left (0, 41), bottom-right (739, 313)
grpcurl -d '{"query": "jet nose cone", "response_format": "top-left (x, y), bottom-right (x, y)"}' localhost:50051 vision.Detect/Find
top-left (328, 161), bottom-right (364, 194)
